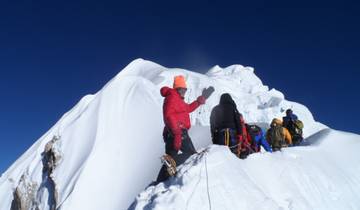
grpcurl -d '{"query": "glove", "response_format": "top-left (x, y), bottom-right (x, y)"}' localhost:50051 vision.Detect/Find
top-left (173, 134), bottom-right (182, 151)
top-left (201, 86), bottom-right (215, 99)
top-left (197, 96), bottom-right (206, 105)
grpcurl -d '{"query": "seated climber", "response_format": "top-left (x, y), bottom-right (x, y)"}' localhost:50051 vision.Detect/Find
top-left (266, 118), bottom-right (292, 152)
top-left (245, 124), bottom-right (272, 154)
top-left (210, 93), bottom-right (249, 157)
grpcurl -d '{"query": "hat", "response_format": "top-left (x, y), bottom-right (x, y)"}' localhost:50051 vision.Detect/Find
top-left (286, 109), bottom-right (293, 116)
top-left (173, 75), bottom-right (187, 89)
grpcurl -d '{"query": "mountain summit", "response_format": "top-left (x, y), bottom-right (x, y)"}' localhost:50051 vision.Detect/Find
top-left (1, 59), bottom-right (358, 210)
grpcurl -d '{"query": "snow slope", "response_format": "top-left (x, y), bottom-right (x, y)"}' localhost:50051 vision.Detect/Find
top-left (130, 129), bottom-right (360, 210)
top-left (0, 58), bottom-right (347, 210)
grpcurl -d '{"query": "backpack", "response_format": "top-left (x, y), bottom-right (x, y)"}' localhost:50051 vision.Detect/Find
top-left (269, 125), bottom-right (286, 149)
top-left (246, 125), bottom-right (262, 151)
top-left (295, 120), bottom-right (304, 130)
top-left (287, 119), bottom-right (303, 137)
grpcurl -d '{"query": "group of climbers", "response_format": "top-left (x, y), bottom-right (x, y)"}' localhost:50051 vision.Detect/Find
top-left (157, 75), bottom-right (304, 182)
top-left (209, 93), bottom-right (273, 159)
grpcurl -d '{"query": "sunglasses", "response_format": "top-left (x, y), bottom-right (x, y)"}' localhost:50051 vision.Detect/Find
top-left (176, 88), bottom-right (187, 95)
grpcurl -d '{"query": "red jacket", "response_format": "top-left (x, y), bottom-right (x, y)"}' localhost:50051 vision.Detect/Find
top-left (161, 87), bottom-right (203, 137)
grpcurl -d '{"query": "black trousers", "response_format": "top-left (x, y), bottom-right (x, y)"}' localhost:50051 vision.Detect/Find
top-left (156, 129), bottom-right (196, 182)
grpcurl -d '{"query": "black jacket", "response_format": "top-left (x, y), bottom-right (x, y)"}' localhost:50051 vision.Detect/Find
top-left (210, 93), bottom-right (242, 138)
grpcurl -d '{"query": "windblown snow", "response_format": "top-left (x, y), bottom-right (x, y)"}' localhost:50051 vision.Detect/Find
top-left (0, 59), bottom-right (359, 210)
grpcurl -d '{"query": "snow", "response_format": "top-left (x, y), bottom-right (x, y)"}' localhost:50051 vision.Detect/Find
top-left (1, 58), bottom-right (357, 210)
top-left (130, 129), bottom-right (360, 210)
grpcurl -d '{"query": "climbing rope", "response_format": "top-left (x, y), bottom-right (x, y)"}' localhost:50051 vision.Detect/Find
top-left (185, 152), bottom-right (205, 210)
top-left (204, 152), bottom-right (212, 210)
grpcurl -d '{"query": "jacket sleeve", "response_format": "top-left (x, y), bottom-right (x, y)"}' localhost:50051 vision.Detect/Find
top-left (260, 134), bottom-right (272, 152)
top-left (187, 100), bottom-right (200, 113)
top-left (266, 129), bottom-right (271, 144)
top-left (187, 100), bottom-right (201, 113)
top-left (283, 128), bottom-right (293, 145)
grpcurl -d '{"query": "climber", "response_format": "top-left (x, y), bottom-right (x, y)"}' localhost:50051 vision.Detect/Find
top-left (210, 93), bottom-right (249, 158)
top-left (266, 118), bottom-right (292, 152)
top-left (245, 124), bottom-right (272, 154)
top-left (156, 75), bottom-right (214, 182)
top-left (282, 109), bottom-right (304, 146)
top-left (282, 109), bottom-right (298, 127)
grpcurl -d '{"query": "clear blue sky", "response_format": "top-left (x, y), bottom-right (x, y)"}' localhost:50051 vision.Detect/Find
top-left (0, 0), bottom-right (359, 174)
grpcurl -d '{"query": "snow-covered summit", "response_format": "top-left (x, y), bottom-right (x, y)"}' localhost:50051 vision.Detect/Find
top-left (117, 58), bottom-right (324, 135)
top-left (0, 58), bottom-right (346, 210)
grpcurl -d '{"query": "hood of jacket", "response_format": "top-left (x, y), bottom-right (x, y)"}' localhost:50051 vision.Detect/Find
top-left (161, 87), bottom-right (175, 97)
top-left (219, 93), bottom-right (236, 106)
top-left (271, 118), bottom-right (283, 127)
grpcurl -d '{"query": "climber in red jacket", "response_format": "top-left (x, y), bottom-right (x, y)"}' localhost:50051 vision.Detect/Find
top-left (156, 75), bottom-right (214, 182)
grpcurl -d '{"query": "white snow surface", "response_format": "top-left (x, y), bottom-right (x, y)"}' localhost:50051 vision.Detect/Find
top-left (130, 129), bottom-right (360, 210)
top-left (0, 58), bottom-right (358, 210)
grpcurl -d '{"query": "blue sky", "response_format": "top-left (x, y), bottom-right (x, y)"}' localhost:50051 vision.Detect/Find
top-left (0, 0), bottom-right (359, 173)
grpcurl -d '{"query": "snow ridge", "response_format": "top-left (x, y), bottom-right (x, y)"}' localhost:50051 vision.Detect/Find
top-left (0, 58), bottom-right (343, 210)
top-left (131, 129), bottom-right (360, 210)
